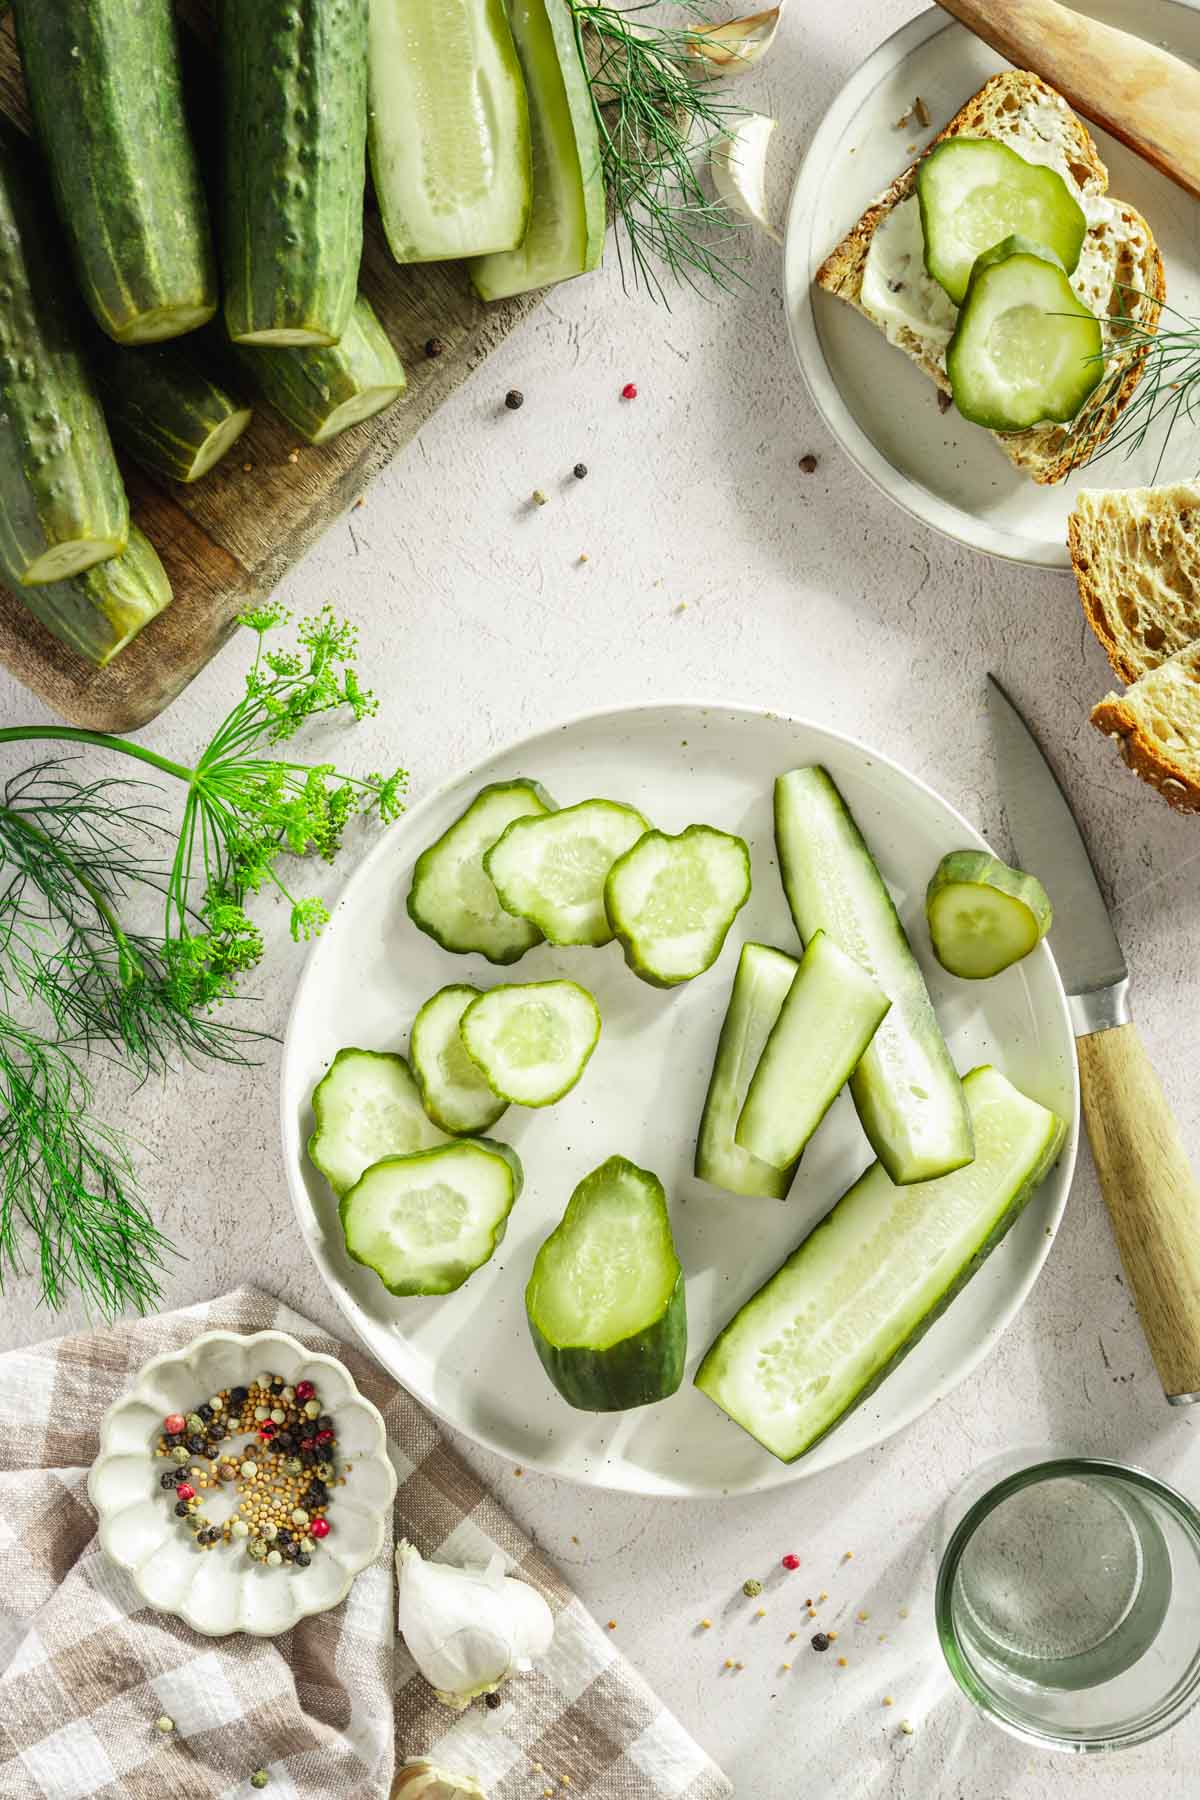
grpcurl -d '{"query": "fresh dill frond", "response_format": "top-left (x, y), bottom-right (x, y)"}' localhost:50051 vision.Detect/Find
top-left (1069, 292), bottom-right (1200, 478)
top-left (567, 0), bottom-right (747, 303)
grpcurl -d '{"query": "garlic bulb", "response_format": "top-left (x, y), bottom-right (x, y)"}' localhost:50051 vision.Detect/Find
top-left (394, 1761), bottom-right (487, 1799)
top-left (711, 115), bottom-right (782, 243)
top-left (396, 1540), bottom-right (555, 1709)
top-left (687, 8), bottom-right (783, 76)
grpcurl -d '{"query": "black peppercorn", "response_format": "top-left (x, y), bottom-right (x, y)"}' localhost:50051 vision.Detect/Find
top-left (305, 1483), bottom-right (327, 1507)
top-left (811, 1632), bottom-right (831, 1653)
top-left (270, 1380), bottom-right (284, 1394)
top-left (276, 1432), bottom-right (295, 1453)
top-left (188, 1435), bottom-right (206, 1454)
top-left (165, 1432), bottom-right (182, 1447)
top-left (231, 1385), bottom-right (248, 1405)
top-left (485, 1691), bottom-right (503, 1711)
top-left (282, 1543), bottom-right (299, 1561)
top-left (317, 1415), bottom-right (333, 1431)
top-left (198, 1402), bottom-right (213, 1421)
top-left (174, 1500), bottom-right (190, 1517)
top-left (160, 1471), bottom-right (180, 1489)
top-left (426, 336), bottom-right (447, 358)
top-left (573, 463), bottom-right (588, 480)
top-left (296, 1552), bottom-right (311, 1567)
top-left (504, 389), bottom-right (524, 411)
top-left (301, 1449), bottom-right (317, 1466)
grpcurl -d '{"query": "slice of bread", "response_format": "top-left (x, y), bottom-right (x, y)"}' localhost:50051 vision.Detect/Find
top-left (817, 71), bottom-right (1164, 485)
top-left (1092, 642), bottom-right (1200, 812)
top-left (1070, 484), bottom-right (1200, 683)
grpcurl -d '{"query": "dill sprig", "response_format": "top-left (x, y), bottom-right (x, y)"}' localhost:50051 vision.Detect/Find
top-left (567, 0), bottom-right (747, 303)
top-left (1070, 293), bottom-right (1200, 478)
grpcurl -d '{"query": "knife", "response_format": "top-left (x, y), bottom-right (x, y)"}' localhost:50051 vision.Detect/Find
top-left (987, 675), bottom-right (1200, 1403)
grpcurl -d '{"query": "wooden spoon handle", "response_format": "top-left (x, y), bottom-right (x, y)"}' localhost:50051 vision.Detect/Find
top-left (936, 0), bottom-right (1200, 200)
top-left (1077, 1022), bottom-right (1200, 1400)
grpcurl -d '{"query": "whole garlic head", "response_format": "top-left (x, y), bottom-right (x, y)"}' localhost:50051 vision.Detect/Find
top-left (396, 1540), bottom-right (555, 1709)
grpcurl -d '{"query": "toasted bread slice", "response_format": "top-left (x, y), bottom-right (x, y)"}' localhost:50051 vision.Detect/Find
top-left (1092, 641), bottom-right (1200, 812)
top-left (817, 71), bottom-right (1164, 485)
top-left (1070, 484), bottom-right (1200, 683)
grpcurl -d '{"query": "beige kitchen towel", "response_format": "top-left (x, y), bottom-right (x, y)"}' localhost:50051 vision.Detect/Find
top-left (0, 1287), bottom-right (732, 1800)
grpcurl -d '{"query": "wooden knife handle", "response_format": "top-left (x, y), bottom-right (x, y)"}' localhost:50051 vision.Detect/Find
top-left (1077, 1022), bottom-right (1200, 1399)
top-left (935, 0), bottom-right (1200, 200)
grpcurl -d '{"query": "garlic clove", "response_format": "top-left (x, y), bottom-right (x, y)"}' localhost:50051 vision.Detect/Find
top-left (396, 1541), bottom-right (555, 1708)
top-left (394, 1761), bottom-right (487, 1799)
top-left (711, 114), bottom-right (782, 243)
top-left (687, 8), bottom-right (783, 76)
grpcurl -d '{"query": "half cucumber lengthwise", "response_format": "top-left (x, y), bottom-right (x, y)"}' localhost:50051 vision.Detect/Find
top-left (341, 1137), bottom-right (522, 1296)
top-left (604, 824), bottom-right (751, 987)
top-left (308, 1047), bottom-right (446, 1197)
top-left (916, 138), bottom-right (1087, 306)
top-left (485, 798), bottom-right (650, 947)
top-left (410, 985), bottom-right (508, 1135)
top-left (460, 980), bottom-right (600, 1106)
top-left (695, 1066), bottom-right (1067, 1461)
top-left (526, 1155), bottom-right (686, 1411)
top-left (14, 526), bottom-right (171, 669)
top-left (927, 851), bottom-right (1053, 979)
top-left (695, 942), bottom-right (801, 1201)
top-left (774, 767), bottom-right (973, 1185)
top-left (368, 0), bottom-right (531, 262)
top-left (408, 779), bottom-right (556, 963)
top-left (92, 340), bottom-right (252, 485)
top-left (470, 0), bottom-right (605, 302)
top-left (233, 295), bottom-right (406, 445)
top-left (735, 930), bottom-right (891, 1172)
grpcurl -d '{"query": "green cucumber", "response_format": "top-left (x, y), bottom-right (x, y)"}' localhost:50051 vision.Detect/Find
top-left (408, 779), bottom-right (556, 963)
top-left (947, 236), bottom-right (1104, 431)
top-left (695, 942), bottom-right (801, 1201)
top-left (526, 1155), bottom-right (686, 1411)
top-left (410, 985), bottom-right (508, 1136)
top-left (368, 0), bottom-right (531, 263)
top-left (12, 0), bottom-right (217, 345)
top-left (13, 525), bottom-right (170, 669)
top-left (916, 138), bottom-right (1087, 307)
top-left (460, 980), bottom-right (600, 1106)
top-left (695, 1065), bottom-right (1066, 1461)
top-left (927, 851), bottom-right (1053, 980)
top-left (736, 930), bottom-right (891, 1171)
top-left (604, 824), bottom-right (751, 988)
top-left (308, 1047), bottom-right (446, 1197)
top-left (233, 295), bottom-right (406, 445)
top-left (470, 0), bottom-right (605, 302)
top-left (341, 1137), bottom-right (522, 1296)
top-left (774, 767), bottom-right (973, 1185)
top-left (220, 0), bottom-right (368, 346)
top-left (0, 142), bottom-right (128, 588)
top-left (484, 798), bottom-right (650, 947)
top-left (92, 341), bottom-right (252, 485)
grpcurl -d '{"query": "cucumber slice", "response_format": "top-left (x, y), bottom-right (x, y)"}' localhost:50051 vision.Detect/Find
top-left (410, 984), bottom-right (508, 1135)
top-left (604, 825), bottom-right (751, 988)
top-left (308, 1048), bottom-right (446, 1197)
top-left (340, 1137), bottom-right (522, 1296)
top-left (695, 1066), bottom-right (1066, 1461)
top-left (368, 0), bottom-right (531, 262)
top-left (775, 767), bottom-right (973, 1185)
top-left (947, 237), bottom-right (1103, 431)
top-left (735, 930), bottom-right (891, 1171)
top-left (525, 1154), bottom-right (686, 1411)
top-left (408, 780), bottom-right (557, 964)
top-left (460, 979), bottom-right (600, 1106)
top-left (695, 942), bottom-right (801, 1200)
top-left (469, 0), bottom-right (605, 302)
top-left (484, 798), bottom-right (650, 947)
top-left (917, 138), bottom-right (1087, 306)
top-left (927, 851), bottom-right (1053, 980)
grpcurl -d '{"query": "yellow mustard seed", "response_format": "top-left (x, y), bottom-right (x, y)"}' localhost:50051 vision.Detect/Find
top-left (781, 1662), bottom-right (792, 1671)
top-left (724, 1659), bottom-right (734, 1670)
top-left (787, 1632), bottom-right (797, 1642)
top-left (883, 1696), bottom-right (894, 1707)
top-left (899, 1720), bottom-right (914, 1736)
top-left (755, 1608), bottom-right (765, 1618)
top-left (818, 1591), bottom-right (828, 1602)
top-left (828, 1631), bottom-right (838, 1642)
top-left (607, 1620), bottom-right (616, 1631)
top-left (700, 1619), bottom-right (712, 1630)
top-left (836, 1656), bottom-right (847, 1667)
top-left (858, 1611), bottom-right (869, 1622)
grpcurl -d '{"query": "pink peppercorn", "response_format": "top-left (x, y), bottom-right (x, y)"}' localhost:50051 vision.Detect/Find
top-left (781, 1553), bottom-right (801, 1571)
top-left (258, 1421), bottom-right (277, 1439)
top-left (315, 1429), bottom-right (333, 1446)
top-left (310, 1517), bottom-right (330, 1539)
top-left (164, 1413), bottom-right (185, 1435)
top-left (620, 383), bottom-right (638, 401)
top-left (295, 1380), bottom-right (315, 1402)
top-left (175, 1483), bottom-right (195, 1502)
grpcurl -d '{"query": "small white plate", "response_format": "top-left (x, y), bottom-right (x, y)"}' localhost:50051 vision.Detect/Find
top-left (281, 703), bottom-right (1079, 1498)
top-left (785, 2), bottom-right (1200, 568)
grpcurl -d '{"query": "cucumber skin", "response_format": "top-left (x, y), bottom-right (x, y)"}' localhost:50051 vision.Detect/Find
top-left (13, 0), bottom-right (217, 345)
top-left (407, 779), bottom-right (558, 964)
top-left (529, 1275), bottom-right (687, 1411)
top-left (339, 1135), bottom-right (521, 1296)
top-left (221, 0), bottom-right (368, 346)
top-left (92, 341), bottom-right (251, 485)
top-left (946, 243), bottom-right (1102, 431)
top-left (926, 850), bottom-right (1053, 980)
top-left (0, 141), bottom-right (128, 588)
top-left (13, 526), bottom-right (170, 668)
top-left (232, 295), bottom-right (405, 444)
top-left (605, 825), bottom-right (752, 989)
top-left (409, 984), bottom-right (508, 1136)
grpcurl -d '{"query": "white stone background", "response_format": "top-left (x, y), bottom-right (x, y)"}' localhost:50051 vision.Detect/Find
top-left (2, 2), bottom-right (1199, 1794)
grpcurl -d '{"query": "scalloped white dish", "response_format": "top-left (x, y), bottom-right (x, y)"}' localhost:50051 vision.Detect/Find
top-left (88, 1329), bottom-right (396, 1637)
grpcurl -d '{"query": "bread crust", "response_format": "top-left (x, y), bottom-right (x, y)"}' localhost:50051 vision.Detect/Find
top-left (1090, 690), bottom-right (1200, 813)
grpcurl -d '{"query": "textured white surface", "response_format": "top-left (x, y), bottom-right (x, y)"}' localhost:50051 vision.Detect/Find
top-left (1, 3), bottom-right (1198, 1792)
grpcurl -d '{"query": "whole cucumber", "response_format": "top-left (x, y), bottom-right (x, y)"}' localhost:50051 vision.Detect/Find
top-left (14, 526), bottom-right (171, 669)
top-left (12, 0), bottom-right (217, 345)
top-left (91, 341), bottom-right (253, 486)
top-left (233, 294), bottom-right (405, 444)
top-left (220, 0), bottom-right (369, 347)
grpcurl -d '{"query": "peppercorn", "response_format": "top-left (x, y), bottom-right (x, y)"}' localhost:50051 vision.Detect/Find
top-left (504, 389), bottom-right (524, 411)
top-left (197, 1402), bottom-right (213, 1421)
top-left (573, 463), bottom-right (588, 480)
top-left (231, 1385), bottom-right (248, 1405)
top-left (187, 1435), bottom-right (206, 1454)
top-left (164, 1432), bottom-right (183, 1447)
top-left (305, 1483), bottom-right (328, 1507)
top-left (164, 1414), bottom-right (185, 1436)
top-left (296, 1552), bottom-right (311, 1568)
top-left (171, 1445), bottom-right (191, 1466)
top-left (174, 1500), bottom-right (190, 1517)
top-left (531, 489), bottom-right (548, 507)
top-left (160, 1471), bottom-right (180, 1490)
top-left (620, 382), bottom-right (638, 400)
top-left (742, 1579), bottom-right (763, 1598)
top-left (277, 1529), bottom-right (293, 1545)
top-left (155, 1715), bottom-right (175, 1734)
top-left (781, 1553), bottom-right (801, 1571)
top-left (425, 336), bottom-right (447, 358)
top-left (282, 1543), bottom-right (299, 1561)
top-left (300, 1449), bottom-right (317, 1467)
top-left (310, 1518), bottom-right (330, 1540)
top-left (315, 1429), bottom-right (333, 1446)
top-left (266, 1551), bottom-right (283, 1568)
top-left (811, 1632), bottom-right (830, 1653)
top-left (317, 1415), bottom-right (333, 1431)
top-left (798, 454), bottom-right (819, 474)
top-left (276, 1433), bottom-right (295, 1453)
top-left (185, 1412), bottom-right (204, 1433)
top-left (250, 1771), bottom-right (269, 1790)
top-left (485, 1691), bottom-right (503, 1711)
top-left (270, 1380), bottom-right (284, 1394)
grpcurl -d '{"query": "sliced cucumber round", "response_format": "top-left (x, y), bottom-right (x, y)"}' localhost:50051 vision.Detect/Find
top-left (927, 851), bottom-right (1053, 980)
top-left (916, 138), bottom-right (1087, 306)
top-left (340, 1137), bottom-right (522, 1296)
top-left (410, 984), bottom-right (509, 1135)
top-left (946, 236), bottom-right (1103, 431)
top-left (308, 1047), bottom-right (446, 1197)
top-left (408, 779), bottom-right (557, 964)
top-left (484, 798), bottom-right (650, 947)
top-left (460, 979), bottom-right (600, 1106)
top-left (604, 824), bottom-right (751, 988)
top-left (525, 1154), bottom-right (686, 1411)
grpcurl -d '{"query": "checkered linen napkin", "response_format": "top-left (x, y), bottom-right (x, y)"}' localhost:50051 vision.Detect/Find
top-left (0, 1286), bottom-right (732, 1800)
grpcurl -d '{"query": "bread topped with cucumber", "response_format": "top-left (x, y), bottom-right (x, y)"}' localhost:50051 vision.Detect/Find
top-left (817, 70), bottom-right (1164, 481)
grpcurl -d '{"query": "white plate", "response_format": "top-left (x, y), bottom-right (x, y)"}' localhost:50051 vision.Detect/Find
top-left (785, 2), bottom-right (1200, 568)
top-left (281, 704), bottom-right (1079, 1497)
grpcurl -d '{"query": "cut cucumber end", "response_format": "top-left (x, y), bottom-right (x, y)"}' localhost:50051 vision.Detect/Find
top-left (231, 325), bottom-right (339, 348)
top-left (410, 984), bottom-right (509, 1136)
top-left (340, 1136), bottom-right (522, 1296)
top-left (604, 824), bottom-right (751, 987)
top-left (112, 301), bottom-right (219, 346)
top-left (309, 384), bottom-right (406, 444)
top-left (21, 535), bottom-right (126, 586)
top-left (460, 979), bottom-right (600, 1107)
top-left (927, 850), bottom-right (1053, 979)
top-left (184, 407), bottom-right (254, 481)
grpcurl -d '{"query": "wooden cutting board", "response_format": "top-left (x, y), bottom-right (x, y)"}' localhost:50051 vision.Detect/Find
top-left (0, 10), bottom-right (538, 733)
